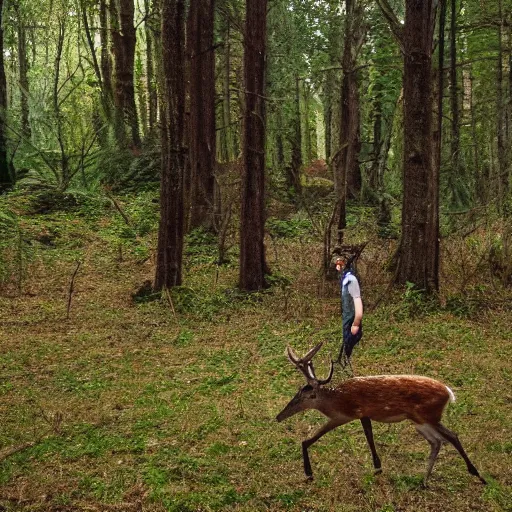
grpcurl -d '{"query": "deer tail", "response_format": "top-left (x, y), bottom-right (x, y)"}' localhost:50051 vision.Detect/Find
top-left (446, 386), bottom-right (456, 403)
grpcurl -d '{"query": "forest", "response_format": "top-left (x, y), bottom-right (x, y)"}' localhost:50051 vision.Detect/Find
top-left (0, 0), bottom-right (511, 511)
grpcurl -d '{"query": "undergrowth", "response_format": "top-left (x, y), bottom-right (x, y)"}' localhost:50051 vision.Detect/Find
top-left (0, 192), bottom-right (511, 512)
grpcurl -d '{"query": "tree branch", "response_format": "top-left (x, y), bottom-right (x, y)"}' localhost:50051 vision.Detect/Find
top-left (376, 0), bottom-right (405, 52)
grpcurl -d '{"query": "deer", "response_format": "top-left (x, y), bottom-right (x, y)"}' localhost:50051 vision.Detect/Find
top-left (276, 342), bottom-right (486, 486)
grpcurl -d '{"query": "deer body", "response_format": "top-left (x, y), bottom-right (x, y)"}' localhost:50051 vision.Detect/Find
top-left (302, 375), bottom-right (452, 424)
top-left (277, 344), bottom-right (486, 485)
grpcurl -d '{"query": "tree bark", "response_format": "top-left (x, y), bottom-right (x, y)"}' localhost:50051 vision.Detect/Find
top-left (187, 0), bottom-right (216, 230)
top-left (219, 19), bottom-right (235, 163)
top-left (449, 0), bottom-right (463, 206)
top-left (154, 0), bottom-right (186, 290)
top-left (99, 0), bottom-right (114, 120)
top-left (335, 0), bottom-right (365, 243)
top-left (339, 0), bottom-right (364, 200)
top-left (434, 0), bottom-right (446, 217)
top-left (287, 75), bottom-right (302, 199)
top-left (0, 0), bottom-right (12, 192)
top-left (368, 82), bottom-right (382, 193)
top-left (111, 0), bottom-right (141, 149)
top-left (496, 0), bottom-right (509, 210)
top-left (144, 0), bottom-right (158, 135)
top-left (239, 0), bottom-right (269, 291)
top-left (396, 0), bottom-right (439, 292)
top-left (15, 2), bottom-right (30, 139)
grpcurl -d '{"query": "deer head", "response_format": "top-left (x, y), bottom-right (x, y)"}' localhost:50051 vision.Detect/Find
top-left (276, 342), bottom-right (334, 422)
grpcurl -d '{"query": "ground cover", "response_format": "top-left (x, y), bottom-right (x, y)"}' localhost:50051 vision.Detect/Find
top-left (0, 195), bottom-right (511, 511)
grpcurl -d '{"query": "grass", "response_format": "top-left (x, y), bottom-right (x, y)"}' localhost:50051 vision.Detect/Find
top-left (0, 195), bottom-right (511, 511)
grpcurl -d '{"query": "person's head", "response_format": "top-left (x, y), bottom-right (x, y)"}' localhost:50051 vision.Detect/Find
top-left (335, 253), bottom-right (356, 273)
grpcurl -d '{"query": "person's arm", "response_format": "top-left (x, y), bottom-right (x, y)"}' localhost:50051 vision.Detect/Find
top-left (351, 297), bottom-right (363, 335)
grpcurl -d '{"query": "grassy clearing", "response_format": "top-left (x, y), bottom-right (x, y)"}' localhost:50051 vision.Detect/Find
top-left (0, 195), bottom-right (511, 511)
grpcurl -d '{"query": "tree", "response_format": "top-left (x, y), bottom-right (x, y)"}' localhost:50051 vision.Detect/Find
top-left (0, 0), bottom-right (12, 192)
top-left (154, 0), bottom-right (186, 290)
top-left (99, 0), bottom-right (115, 124)
top-left (377, 0), bottom-right (439, 292)
top-left (143, 0), bottom-right (158, 135)
top-left (13, 1), bottom-right (30, 139)
top-left (335, 0), bottom-right (365, 244)
top-left (339, 0), bottom-right (365, 199)
top-left (187, 0), bottom-right (216, 230)
top-left (111, 0), bottom-right (140, 149)
top-left (239, 0), bottom-right (268, 291)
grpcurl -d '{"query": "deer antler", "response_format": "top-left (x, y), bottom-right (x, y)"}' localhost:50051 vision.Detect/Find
top-left (286, 342), bottom-right (334, 387)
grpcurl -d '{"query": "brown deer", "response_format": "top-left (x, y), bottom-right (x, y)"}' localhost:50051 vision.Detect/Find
top-left (276, 342), bottom-right (486, 485)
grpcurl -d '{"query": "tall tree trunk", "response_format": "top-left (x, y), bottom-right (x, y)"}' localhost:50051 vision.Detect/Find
top-left (324, 72), bottom-right (333, 163)
top-left (99, 0), bottom-right (114, 121)
top-left (339, 0), bottom-right (364, 202)
top-left (368, 80), bottom-right (382, 194)
top-left (288, 75), bottom-right (302, 199)
top-left (15, 3), bottom-right (30, 139)
top-left (325, 0), bottom-right (342, 166)
top-left (496, 0), bottom-right (509, 209)
top-left (54, 20), bottom-right (70, 189)
top-left (276, 108), bottom-right (285, 170)
top-left (335, 0), bottom-right (365, 243)
top-left (396, 0), bottom-right (439, 292)
top-left (144, 0), bottom-right (157, 136)
top-left (449, 0), bottom-right (462, 206)
top-left (469, 70), bottom-right (484, 203)
top-left (434, 0), bottom-right (447, 212)
top-left (303, 81), bottom-right (312, 164)
top-left (239, 0), bottom-right (268, 291)
top-left (187, 0), bottom-right (216, 230)
top-left (0, 0), bottom-right (12, 192)
top-left (111, 0), bottom-right (140, 149)
top-left (154, 0), bottom-right (186, 290)
top-left (219, 20), bottom-right (234, 162)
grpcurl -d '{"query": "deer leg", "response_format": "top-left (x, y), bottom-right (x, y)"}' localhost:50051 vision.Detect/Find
top-left (425, 439), bottom-right (442, 485)
top-left (302, 419), bottom-right (345, 479)
top-left (415, 424), bottom-right (443, 484)
top-left (360, 417), bottom-right (382, 473)
top-left (434, 423), bottom-right (487, 484)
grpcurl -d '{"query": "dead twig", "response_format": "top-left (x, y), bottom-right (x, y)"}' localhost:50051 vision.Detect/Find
top-left (66, 261), bottom-right (81, 320)
top-left (164, 287), bottom-right (178, 323)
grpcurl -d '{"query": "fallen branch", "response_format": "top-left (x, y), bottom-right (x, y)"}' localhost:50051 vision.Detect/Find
top-left (0, 442), bottom-right (36, 462)
top-left (105, 191), bottom-right (132, 226)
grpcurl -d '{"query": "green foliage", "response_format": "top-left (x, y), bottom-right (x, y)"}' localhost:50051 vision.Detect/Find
top-left (266, 270), bottom-right (292, 289)
top-left (96, 143), bottom-right (160, 192)
top-left (267, 216), bottom-right (313, 239)
top-left (168, 286), bottom-right (236, 321)
top-left (185, 227), bottom-right (219, 264)
top-left (445, 294), bottom-right (477, 318)
top-left (396, 282), bottom-right (439, 319)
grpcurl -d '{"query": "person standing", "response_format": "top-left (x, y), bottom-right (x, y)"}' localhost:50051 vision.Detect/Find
top-left (335, 255), bottom-right (363, 366)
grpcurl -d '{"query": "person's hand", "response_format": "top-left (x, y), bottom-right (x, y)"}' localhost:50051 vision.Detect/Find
top-left (351, 324), bottom-right (360, 335)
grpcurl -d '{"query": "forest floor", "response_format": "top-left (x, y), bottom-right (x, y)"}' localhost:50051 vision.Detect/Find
top-left (0, 191), bottom-right (511, 512)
